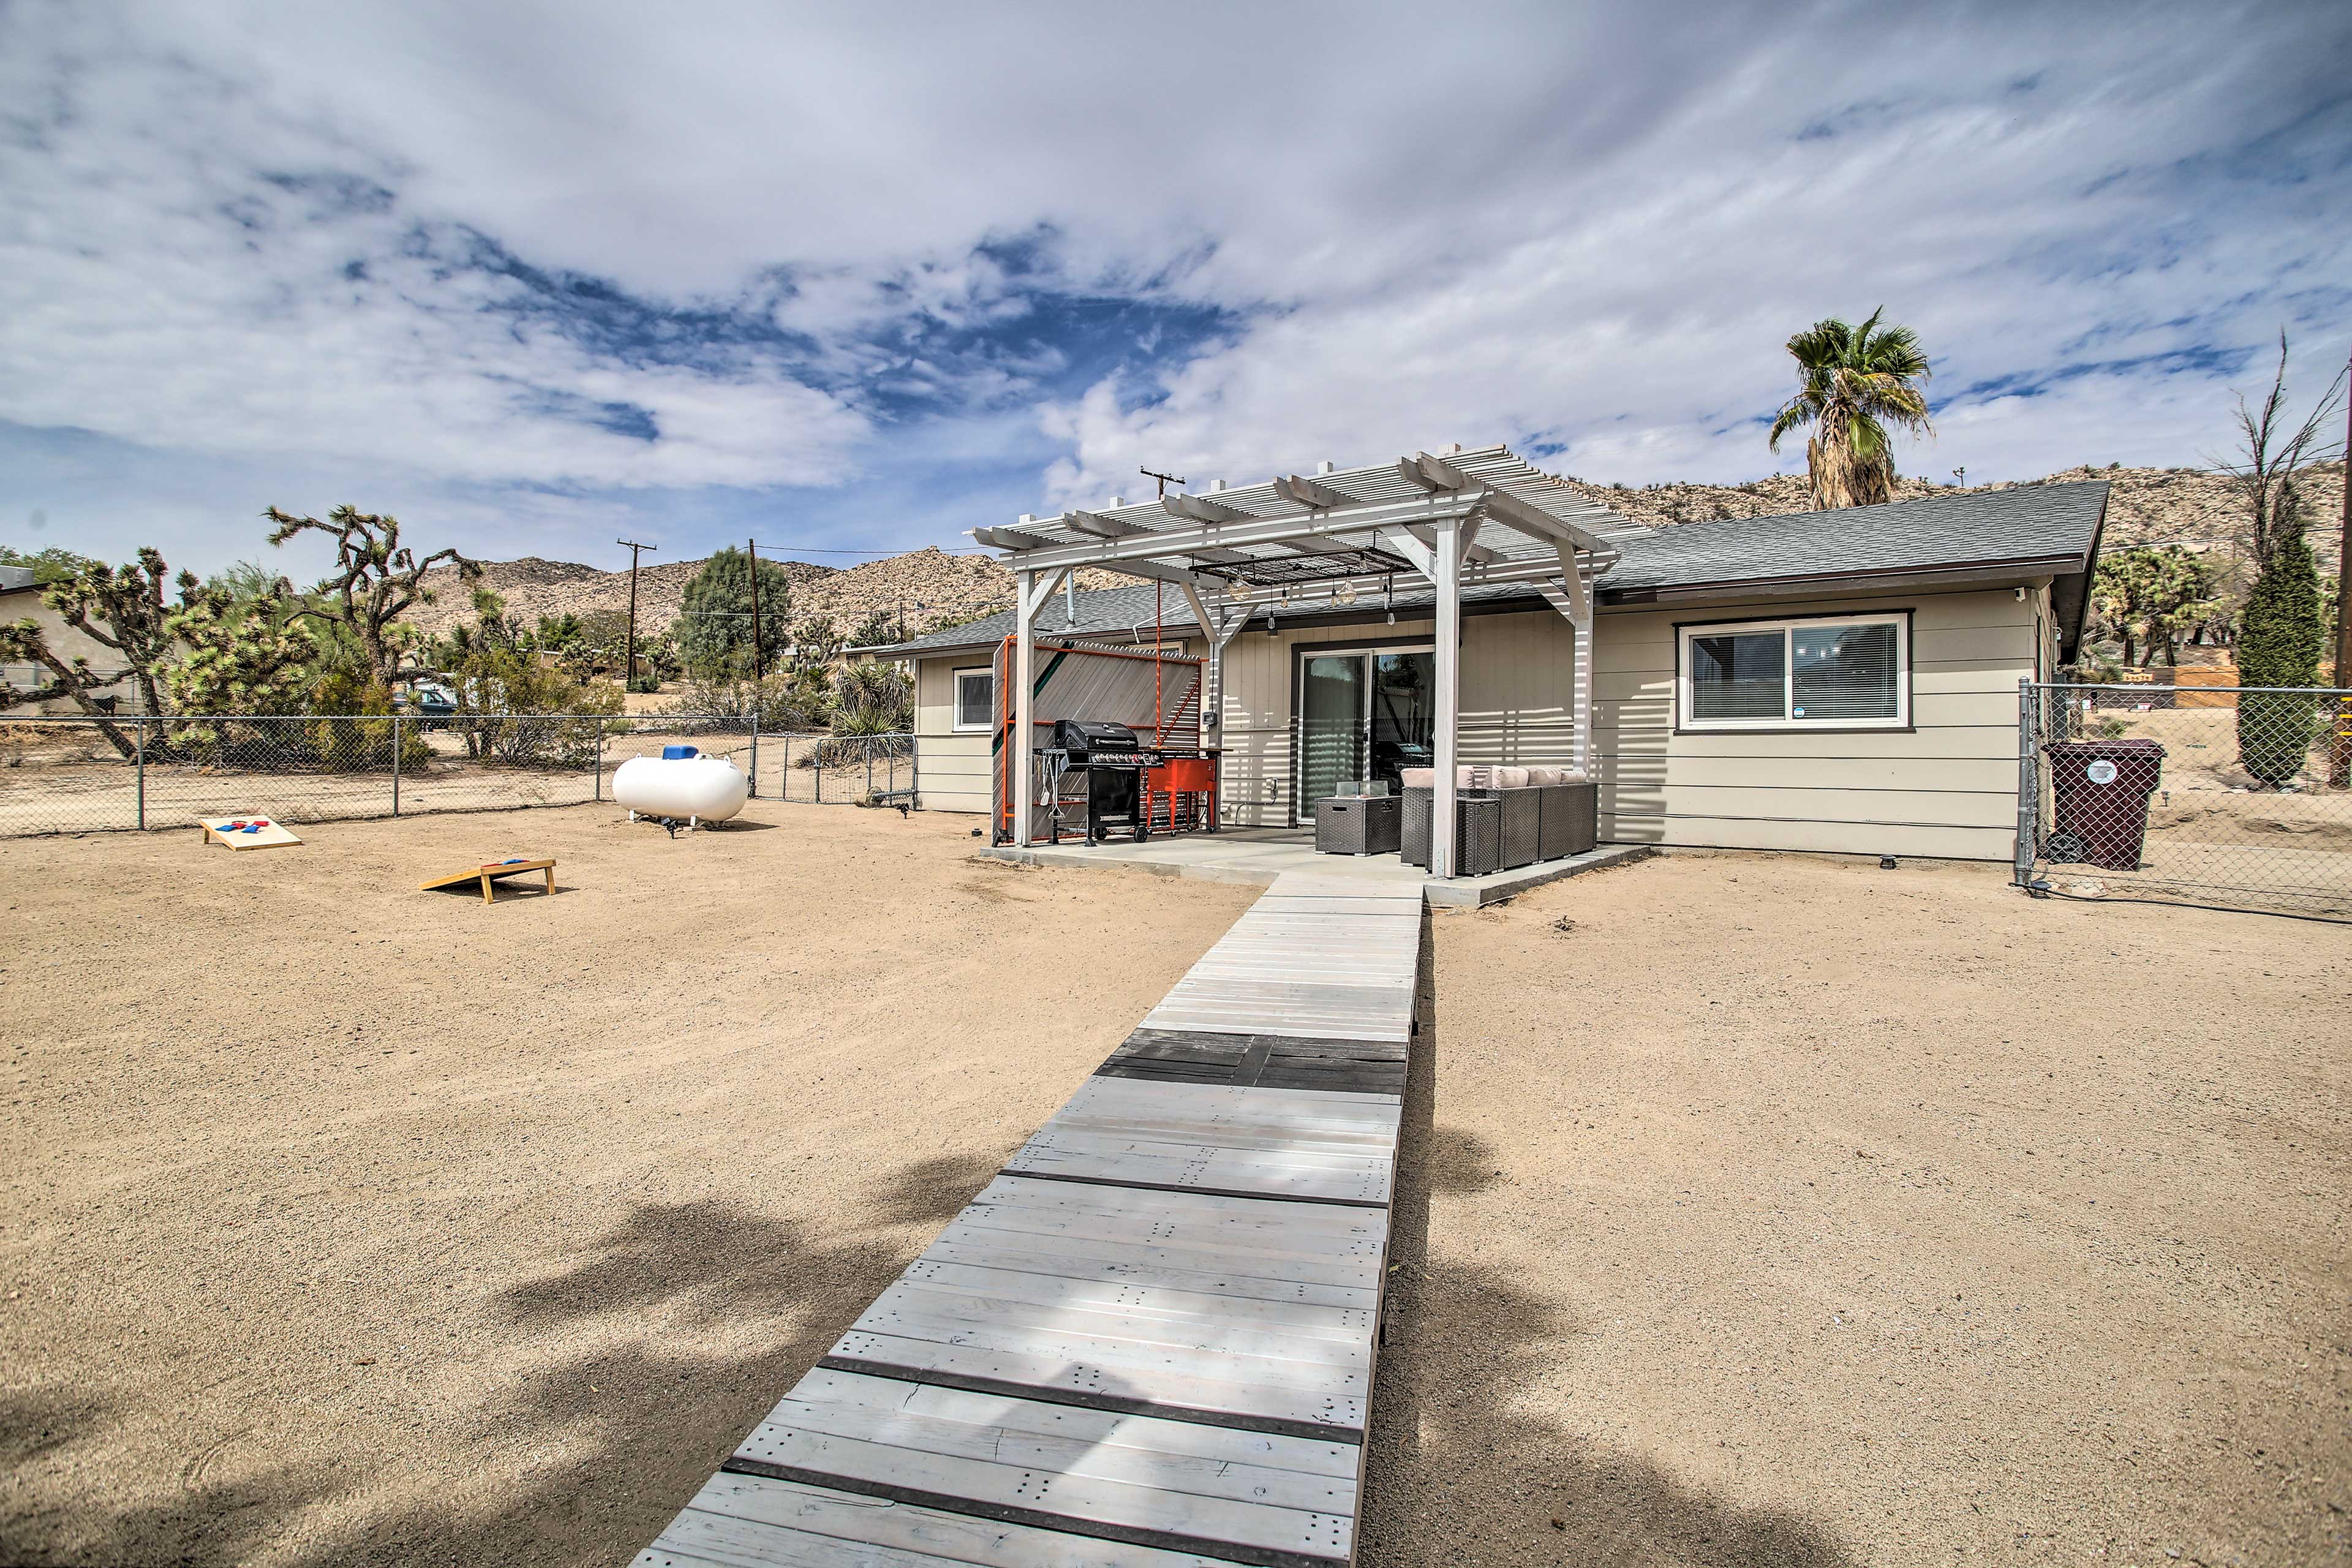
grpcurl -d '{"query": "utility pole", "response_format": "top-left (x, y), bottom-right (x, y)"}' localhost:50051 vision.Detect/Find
top-left (747, 538), bottom-right (766, 679)
top-left (2332, 342), bottom-right (2351, 788)
top-left (1140, 464), bottom-right (1186, 498)
top-left (617, 538), bottom-right (655, 689)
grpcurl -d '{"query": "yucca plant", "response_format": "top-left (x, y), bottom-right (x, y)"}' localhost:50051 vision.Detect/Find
top-left (832, 660), bottom-right (912, 734)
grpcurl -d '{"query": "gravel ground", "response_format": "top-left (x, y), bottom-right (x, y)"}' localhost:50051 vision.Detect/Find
top-left (1365, 850), bottom-right (2348, 1567)
top-left (3, 816), bottom-right (2344, 1566)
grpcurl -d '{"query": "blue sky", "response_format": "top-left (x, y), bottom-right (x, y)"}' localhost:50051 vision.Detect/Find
top-left (2, 2), bottom-right (2346, 581)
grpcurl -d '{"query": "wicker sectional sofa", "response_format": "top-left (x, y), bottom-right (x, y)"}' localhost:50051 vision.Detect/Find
top-left (1398, 764), bottom-right (1597, 873)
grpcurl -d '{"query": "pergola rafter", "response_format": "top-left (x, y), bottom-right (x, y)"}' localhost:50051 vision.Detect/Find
top-left (978, 445), bottom-right (1643, 875)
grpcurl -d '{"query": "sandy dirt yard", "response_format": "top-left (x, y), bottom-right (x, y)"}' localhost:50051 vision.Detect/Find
top-left (2, 813), bottom-right (2346, 1567)
top-left (1370, 851), bottom-right (2348, 1568)
top-left (0, 804), bottom-right (1254, 1567)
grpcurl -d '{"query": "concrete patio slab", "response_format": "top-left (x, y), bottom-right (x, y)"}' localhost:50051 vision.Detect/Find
top-left (975, 826), bottom-right (1649, 907)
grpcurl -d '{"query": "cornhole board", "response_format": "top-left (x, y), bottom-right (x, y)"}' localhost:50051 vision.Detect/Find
top-left (198, 816), bottom-right (303, 851)
top-left (418, 858), bottom-right (556, 905)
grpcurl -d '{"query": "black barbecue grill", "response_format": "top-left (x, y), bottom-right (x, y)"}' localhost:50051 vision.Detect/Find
top-left (1042, 719), bottom-right (1147, 845)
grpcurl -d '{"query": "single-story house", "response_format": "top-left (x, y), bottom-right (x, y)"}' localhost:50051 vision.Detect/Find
top-left (867, 446), bottom-right (2105, 868)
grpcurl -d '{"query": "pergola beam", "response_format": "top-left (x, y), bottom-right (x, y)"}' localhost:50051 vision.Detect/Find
top-left (1093, 558), bottom-right (1221, 592)
top-left (1473, 484), bottom-right (1614, 559)
top-left (985, 491), bottom-right (1481, 573)
top-left (973, 525), bottom-right (1060, 551)
top-left (1273, 473), bottom-right (1351, 510)
top-left (1066, 508), bottom-right (1148, 539)
top-left (1162, 492), bottom-right (1252, 525)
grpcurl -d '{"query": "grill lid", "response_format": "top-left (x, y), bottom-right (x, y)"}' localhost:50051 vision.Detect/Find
top-left (1050, 718), bottom-right (1140, 758)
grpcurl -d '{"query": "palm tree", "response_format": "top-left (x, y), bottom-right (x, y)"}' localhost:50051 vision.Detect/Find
top-left (1767, 309), bottom-right (1935, 510)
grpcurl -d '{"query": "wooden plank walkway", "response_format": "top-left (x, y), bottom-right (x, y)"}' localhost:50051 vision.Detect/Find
top-left (637, 873), bottom-right (1422, 1568)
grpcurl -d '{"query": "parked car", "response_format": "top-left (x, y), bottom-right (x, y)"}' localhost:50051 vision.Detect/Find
top-left (400, 680), bottom-right (458, 725)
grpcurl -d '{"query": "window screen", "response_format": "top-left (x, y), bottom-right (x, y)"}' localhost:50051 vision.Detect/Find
top-left (954, 669), bottom-right (993, 729)
top-left (1790, 622), bottom-right (1899, 721)
top-left (1689, 631), bottom-right (1785, 722)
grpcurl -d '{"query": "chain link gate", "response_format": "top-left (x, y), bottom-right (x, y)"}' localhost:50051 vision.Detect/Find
top-left (2017, 679), bottom-right (2352, 918)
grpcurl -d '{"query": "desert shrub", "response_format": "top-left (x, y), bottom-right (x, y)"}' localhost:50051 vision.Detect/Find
top-left (665, 668), bottom-right (834, 732)
top-left (448, 649), bottom-right (622, 766)
top-left (302, 667), bottom-right (429, 772)
top-left (832, 660), bottom-right (912, 734)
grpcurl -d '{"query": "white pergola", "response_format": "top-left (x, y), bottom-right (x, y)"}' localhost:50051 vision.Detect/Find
top-left (970, 445), bottom-right (1643, 876)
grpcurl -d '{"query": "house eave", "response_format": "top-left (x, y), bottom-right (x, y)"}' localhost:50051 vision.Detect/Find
top-left (1598, 555), bottom-right (2084, 609)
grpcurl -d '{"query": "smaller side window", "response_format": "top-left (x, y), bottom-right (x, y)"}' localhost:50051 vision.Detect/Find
top-left (952, 668), bottom-right (994, 731)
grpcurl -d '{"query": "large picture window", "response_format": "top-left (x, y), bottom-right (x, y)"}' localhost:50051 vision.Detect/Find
top-left (1678, 612), bottom-right (1909, 730)
top-left (952, 667), bottom-right (994, 731)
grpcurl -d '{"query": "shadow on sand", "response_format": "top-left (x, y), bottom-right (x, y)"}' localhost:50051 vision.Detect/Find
top-left (2, 1151), bottom-right (999, 1568)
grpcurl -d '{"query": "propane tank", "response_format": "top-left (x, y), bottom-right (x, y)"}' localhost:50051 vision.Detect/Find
top-left (614, 747), bottom-right (748, 825)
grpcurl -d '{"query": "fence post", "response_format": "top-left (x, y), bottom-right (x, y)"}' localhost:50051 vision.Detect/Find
top-left (815, 737), bottom-right (821, 804)
top-left (750, 710), bottom-right (760, 799)
top-left (2013, 678), bottom-right (2036, 887)
top-left (865, 737), bottom-right (875, 801)
top-left (391, 714), bottom-right (402, 817)
top-left (135, 715), bottom-right (146, 831)
top-left (594, 719), bottom-right (605, 802)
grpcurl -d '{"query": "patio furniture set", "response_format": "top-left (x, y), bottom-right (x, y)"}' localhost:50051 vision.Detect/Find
top-left (1315, 765), bottom-right (1597, 875)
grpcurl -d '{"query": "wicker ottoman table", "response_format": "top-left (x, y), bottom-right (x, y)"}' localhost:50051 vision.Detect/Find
top-left (1315, 794), bottom-right (1403, 856)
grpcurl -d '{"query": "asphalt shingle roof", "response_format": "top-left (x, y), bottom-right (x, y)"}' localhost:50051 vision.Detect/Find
top-left (867, 481), bottom-right (2109, 657)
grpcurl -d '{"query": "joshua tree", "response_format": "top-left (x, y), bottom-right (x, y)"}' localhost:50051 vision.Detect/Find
top-left (0, 549), bottom-right (314, 755)
top-left (1767, 308), bottom-right (1935, 510)
top-left (2089, 546), bottom-right (2218, 668)
top-left (264, 505), bottom-right (475, 686)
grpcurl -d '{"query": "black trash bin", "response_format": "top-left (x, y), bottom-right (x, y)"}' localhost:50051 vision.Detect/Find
top-left (2043, 738), bottom-right (2165, 870)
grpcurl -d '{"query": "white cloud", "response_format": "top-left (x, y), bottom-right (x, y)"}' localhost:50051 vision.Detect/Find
top-left (0, 0), bottom-right (2345, 573)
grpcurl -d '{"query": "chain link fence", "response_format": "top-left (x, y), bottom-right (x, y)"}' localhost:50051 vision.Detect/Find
top-left (2017, 680), bottom-right (2352, 918)
top-left (0, 714), bottom-right (915, 837)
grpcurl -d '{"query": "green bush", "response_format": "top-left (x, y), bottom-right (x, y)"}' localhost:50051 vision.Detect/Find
top-left (449, 650), bottom-right (624, 766)
top-left (304, 668), bottom-right (429, 772)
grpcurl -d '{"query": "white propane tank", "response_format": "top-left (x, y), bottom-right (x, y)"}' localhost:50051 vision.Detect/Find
top-left (614, 747), bottom-right (748, 825)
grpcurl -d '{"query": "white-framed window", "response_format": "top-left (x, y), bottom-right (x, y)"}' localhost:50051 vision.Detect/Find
top-left (1676, 611), bottom-right (1910, 731)
top-left (952, 666), bottom-right (995, 732)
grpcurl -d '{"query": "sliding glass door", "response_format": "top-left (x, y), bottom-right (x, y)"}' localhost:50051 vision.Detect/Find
top-left (1297, 646), bottom-right (1435, 819)
top-left (1300, 654), bottom-right (1366, 814)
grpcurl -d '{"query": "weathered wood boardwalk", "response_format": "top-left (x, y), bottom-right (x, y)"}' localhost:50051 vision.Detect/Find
top-left (638, 873), bottom-right (1422, 1568)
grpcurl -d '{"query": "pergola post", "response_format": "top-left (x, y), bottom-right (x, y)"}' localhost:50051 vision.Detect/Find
top-left (1539, 548), bottom-right (1596, 774)
top-left (1432, 517), bottom-right (1462, 878)
top-left (1014, 568), bottom-right (1037, 846)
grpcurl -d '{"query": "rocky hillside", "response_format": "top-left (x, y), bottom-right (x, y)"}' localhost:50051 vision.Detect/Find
top-left (407, 547), bottom-right (1134, 646)
top-left (1567, 461), bottom-right (2342, 573)
top-left (407, 461), bottom-right (2343, 646)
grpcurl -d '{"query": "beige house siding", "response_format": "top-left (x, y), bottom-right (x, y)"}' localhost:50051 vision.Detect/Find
top-left (908, 584), bottom-right (2035, 861)
top-left (1213, 609), bottom-right (1584, 826)
top-left (1595, 585), bottom-right (2035, 860)
top-left (913, 655), bottom-right (1000, 813)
